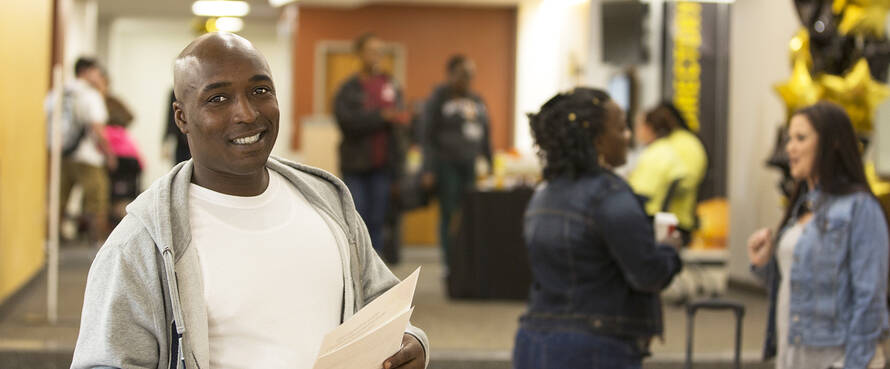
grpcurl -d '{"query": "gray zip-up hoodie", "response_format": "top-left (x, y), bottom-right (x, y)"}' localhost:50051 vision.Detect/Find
top-left (71, 157), bottom-right (430, 369)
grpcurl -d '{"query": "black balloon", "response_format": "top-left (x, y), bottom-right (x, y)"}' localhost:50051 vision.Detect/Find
top-left (794, 0), bottom-right (836, 40)
top-left (810, 32), bottom-right (858, 76)
top-left (864, 38), bottom-right (890, 82)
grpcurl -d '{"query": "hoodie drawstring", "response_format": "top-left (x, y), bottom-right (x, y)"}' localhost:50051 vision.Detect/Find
top-left (162, 246), bottom-right (187, 368)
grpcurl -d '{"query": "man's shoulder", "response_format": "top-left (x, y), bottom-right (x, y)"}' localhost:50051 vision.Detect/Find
top-left (94, 215), bottom-right (160, 273)
top-left (339, 74), bottom-right (363, 89)
top-left (268, 157), bottom-right (346, 202)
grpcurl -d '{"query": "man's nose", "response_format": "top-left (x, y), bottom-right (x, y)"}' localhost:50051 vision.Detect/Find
top-left (232, 95), bottom-right (259, 124)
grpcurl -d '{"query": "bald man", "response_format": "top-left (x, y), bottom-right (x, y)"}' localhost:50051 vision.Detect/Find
top-left (71, 33), bottom-right (429, 369)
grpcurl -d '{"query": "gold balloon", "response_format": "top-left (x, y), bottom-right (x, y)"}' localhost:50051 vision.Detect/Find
top-left (775, 58), bottom-right (824, 119)
top-left (833, 0), bottom-right (849, 13)
top-left (819, 58), bottom-right (890, 134)
top-left (837, 2), bottom-right (890, 37)
top-left (789, 28), bottom-right (812, 68)
top-left (848, 0), bottom-right (890, 6)
top-left (867, 161), bottom-right (890, 195)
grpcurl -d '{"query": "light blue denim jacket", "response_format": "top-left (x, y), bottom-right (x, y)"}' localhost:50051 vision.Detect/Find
top-left (755, 188), bottom-right (889, 369)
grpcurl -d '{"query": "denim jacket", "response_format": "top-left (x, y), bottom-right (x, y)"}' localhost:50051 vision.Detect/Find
top-left (756, 188), bottom-right (889, 369)
top-left (520, 172), bottom-right (682, 340)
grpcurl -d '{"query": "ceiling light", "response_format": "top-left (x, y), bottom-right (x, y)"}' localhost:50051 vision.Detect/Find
top-left (641, 0), bottom-right (735, 2)
top-left (269, 0), bottom-right (298, 7)
top-left (214, 17), bottom-right (244, 32)
top-left (192, 1), bottom-right (250, 17)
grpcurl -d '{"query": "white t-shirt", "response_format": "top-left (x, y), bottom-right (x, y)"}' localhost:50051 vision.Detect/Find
top-left (70, 79), bottom-right (108, 167)
top-left (188, 170), bottom-right (344, 369)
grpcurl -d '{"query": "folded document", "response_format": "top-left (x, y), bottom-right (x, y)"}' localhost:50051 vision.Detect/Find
top-left (312, 267), bottom-right (421, 369)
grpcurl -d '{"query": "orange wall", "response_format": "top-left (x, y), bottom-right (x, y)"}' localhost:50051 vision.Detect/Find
top-left (292, 4), bottom-right (517, 151)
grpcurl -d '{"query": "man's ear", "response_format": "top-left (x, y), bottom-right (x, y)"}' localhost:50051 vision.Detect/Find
top-left (173, 101), bottom-right (189, 134)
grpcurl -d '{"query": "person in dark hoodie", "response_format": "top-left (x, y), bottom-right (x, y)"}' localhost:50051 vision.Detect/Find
top-left (334, 32), bottom-right (410, 255)
top-left (420, 55), bottom-right (492, 266)
top-left (71, 32), bottom-right (428, 369)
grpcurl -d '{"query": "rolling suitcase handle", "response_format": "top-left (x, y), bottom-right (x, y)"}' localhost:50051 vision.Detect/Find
top-left (685, 299), bottom-right (745, 369)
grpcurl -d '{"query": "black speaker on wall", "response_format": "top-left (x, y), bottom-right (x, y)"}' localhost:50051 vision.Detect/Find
top-left (602, 1), bottom-right (650, 65)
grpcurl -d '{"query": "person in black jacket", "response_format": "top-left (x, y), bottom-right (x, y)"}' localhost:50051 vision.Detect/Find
top-left (420, 55), bottom-right (492, 266)
top-left (334, 32), bottom-right (409, 254)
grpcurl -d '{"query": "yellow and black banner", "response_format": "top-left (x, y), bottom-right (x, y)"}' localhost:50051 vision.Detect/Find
top-left (662, 1), bottom-right (731, 199)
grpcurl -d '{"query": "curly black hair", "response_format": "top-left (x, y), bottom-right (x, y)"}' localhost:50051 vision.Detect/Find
top-left (529, 87), bottom-right (612, 180)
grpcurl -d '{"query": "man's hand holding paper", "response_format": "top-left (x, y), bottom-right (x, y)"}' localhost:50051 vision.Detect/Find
top-left (312, 268), bottom-right (425, 369)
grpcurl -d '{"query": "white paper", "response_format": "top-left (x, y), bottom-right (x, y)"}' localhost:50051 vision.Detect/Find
top-left (312, 307), bottom-right (414, 369)
top-left (311, 267), bottom-right (420, 369)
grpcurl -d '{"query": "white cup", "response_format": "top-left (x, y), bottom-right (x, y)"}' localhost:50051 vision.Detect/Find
top-left (654, 212), bottom-right (679, 242)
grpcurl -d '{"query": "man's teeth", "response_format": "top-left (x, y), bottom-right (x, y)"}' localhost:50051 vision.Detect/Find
top-left (232, 133), bottom-right (261, 145)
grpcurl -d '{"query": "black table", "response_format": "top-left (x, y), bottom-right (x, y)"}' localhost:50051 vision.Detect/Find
top-left (447, 187), bottom-right (534, 300)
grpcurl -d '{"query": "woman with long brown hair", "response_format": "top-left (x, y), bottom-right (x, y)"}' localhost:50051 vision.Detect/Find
top-left (748, 102), bottom-right (889, 369)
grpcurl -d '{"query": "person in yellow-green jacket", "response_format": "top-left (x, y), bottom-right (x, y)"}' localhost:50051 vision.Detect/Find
top-left (628, 102), bottom-right (707, 245)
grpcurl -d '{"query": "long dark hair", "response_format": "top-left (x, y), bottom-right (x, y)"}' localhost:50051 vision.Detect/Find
top-left (779, 101), bottom-right (872, 227)
top-left (529, 87), bottom-right (612, 180)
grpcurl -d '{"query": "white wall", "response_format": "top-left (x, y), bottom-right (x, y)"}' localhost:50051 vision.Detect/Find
top-left (513, 0), bottom-right (592, 153)
top-left (513, 0), bottom-right (664, 152)
top-left (103, 17), bottom-right (295, 188)
top-left (726, 0), bottom-right (798, 283)
top-left (65, 0), bottom-right (99, 72)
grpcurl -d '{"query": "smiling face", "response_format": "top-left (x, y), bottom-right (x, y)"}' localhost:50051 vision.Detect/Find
top-left (787, 113), bottom-right (819, 183)
top-left (173, 34), bottom-right (279, 189)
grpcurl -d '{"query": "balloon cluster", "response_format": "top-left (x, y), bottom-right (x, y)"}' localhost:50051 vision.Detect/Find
top-left (769, 0), bottom-right (890, 197)
top-left (776, 0), bottom-right (890, 135)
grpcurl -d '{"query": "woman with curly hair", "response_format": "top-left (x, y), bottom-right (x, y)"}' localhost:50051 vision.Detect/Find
top-left (513, 88), bottom-right (683, 369)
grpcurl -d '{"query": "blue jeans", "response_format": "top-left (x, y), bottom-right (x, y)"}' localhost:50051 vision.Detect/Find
top-left (343, 171), bottom-right (391, 254)
top-left (435, 161), bottom-right (475, 267)
top-left (513, 326), bottom-right (643, 369)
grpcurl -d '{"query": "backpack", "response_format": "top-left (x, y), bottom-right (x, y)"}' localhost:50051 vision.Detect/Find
top-left (44, 85), bottom-right (86, 157)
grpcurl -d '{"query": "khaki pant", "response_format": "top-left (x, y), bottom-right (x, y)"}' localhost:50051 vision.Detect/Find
top-left (60, 159), bottom-right (109, 240)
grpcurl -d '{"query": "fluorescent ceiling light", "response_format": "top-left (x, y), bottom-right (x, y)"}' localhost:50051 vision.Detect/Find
top-left (192, 1), bottom-right (250, 17)
top-left (641, 0), bottom-right (735, 2)
top-left (269, 0), bottom-right (298, 7)
top-left (214, 17), bottom-right (244, 32)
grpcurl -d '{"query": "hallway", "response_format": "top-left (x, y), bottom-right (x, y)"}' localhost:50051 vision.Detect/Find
top-left (0, 245), bottom-right (774, 368)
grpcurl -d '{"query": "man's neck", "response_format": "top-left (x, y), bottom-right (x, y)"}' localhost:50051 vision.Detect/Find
top-left (448, 85), bottom-right (468, 97)
top-left (191, 164), bottom-right (270, 197)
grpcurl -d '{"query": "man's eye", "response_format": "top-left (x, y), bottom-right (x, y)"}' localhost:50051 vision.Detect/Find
top-left (208, 95), bottom-right (227, 103)
top-left (254, 87), bottom-right (270, 95)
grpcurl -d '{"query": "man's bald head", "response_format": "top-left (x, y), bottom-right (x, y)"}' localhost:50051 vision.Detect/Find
top-left (170, 32), bottom-right (280, 196)
top-left (173, 32), bottom-right (271, 103)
